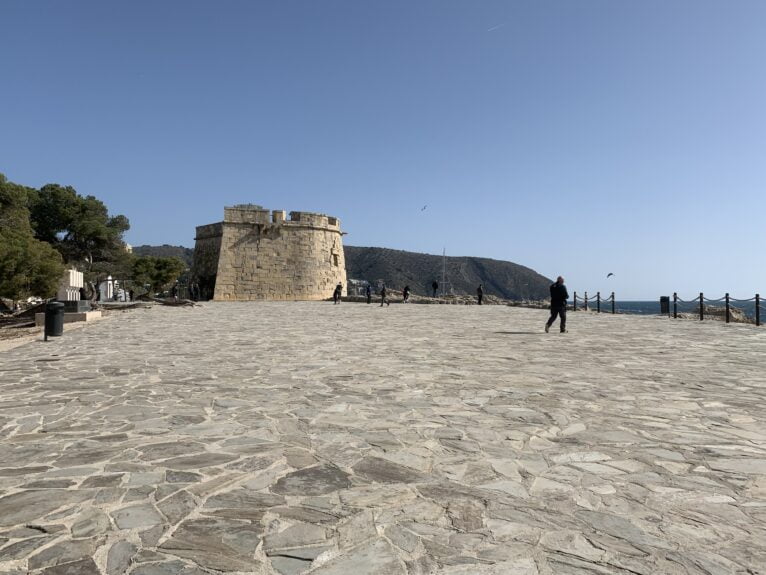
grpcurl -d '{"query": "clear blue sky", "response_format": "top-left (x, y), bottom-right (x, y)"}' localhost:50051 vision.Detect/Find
top-left (2, 1), bottom-right (764, 299)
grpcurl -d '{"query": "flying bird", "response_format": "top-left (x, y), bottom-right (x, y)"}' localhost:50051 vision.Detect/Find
top-left (606, 273), bottom-right (614, 278)
top-left (487, 23), bottom-right (506, 32)
top-left (421, 205), bottom-right (428, 211)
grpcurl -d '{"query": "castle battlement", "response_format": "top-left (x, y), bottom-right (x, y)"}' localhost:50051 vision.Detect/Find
top-left (192, 205), bottom-right (346, 301)
top-left (219, 205), bottom-right (340, 230)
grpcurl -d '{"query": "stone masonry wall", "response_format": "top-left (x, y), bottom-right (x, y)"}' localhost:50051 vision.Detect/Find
top-left (193, 223), bottom-right (223, 278)
top-left (192, 223), bottom-right (223, 300)
top-left (193, 206), bottom-right (346, 301)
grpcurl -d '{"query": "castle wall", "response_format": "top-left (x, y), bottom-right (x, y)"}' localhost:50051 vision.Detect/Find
top-left (192, 223), bottom-right (223, 300)
top-left (193, 206), bottom-right (346, 301)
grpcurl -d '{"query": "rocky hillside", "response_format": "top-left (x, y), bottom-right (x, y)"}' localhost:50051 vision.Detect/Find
top-left (345, 246), bottom-right (551, 300)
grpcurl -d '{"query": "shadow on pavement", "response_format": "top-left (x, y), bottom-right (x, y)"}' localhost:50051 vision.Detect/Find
top-left (494, 331), bottom-right (545, 335)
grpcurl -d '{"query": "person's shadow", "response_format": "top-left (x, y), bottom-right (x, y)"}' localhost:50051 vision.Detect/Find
top-left (494, 331), bottom-right (543, 335)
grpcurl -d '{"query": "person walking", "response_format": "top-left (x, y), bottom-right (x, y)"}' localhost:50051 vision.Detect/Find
top-left (545, 276), bottom-right (569, 333)
top-left (432, 281), bottom-right (439, 298)
top-left (333, 283), bottom-right (342, 304)
top-left (403, 285), bottom-right (411, 303)
top-left (477, 284), bottom-right (483, 305)
top-left (366, 284), bottom-right (372, 304)
top-left (380, 284), bottom-right (390, 307)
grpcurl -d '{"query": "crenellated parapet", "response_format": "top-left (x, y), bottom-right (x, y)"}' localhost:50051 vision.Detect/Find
top-left (192, 204), bottom-right (346, 301)
top-left (219, 205), bottom-right (342, 230)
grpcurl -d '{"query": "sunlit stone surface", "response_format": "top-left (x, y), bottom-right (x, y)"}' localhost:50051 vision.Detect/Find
top-left (1, 302), bottom-right (764, 574)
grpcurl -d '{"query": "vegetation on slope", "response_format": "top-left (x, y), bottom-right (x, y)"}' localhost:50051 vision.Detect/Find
top-left (133, 245), bottom-right (194, 267)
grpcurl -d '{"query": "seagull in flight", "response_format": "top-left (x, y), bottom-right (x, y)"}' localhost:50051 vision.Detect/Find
top-left (421, 205), bottom-right (428, 211)
top-left (487, 23), bottom-right (506, 32)
top-left (606, 273), bottom-right (614, 278)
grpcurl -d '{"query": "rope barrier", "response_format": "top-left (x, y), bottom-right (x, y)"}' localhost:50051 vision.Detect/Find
top-left (569, 292), bottom-right (762, 325)
top-left (574, 293), bottom-right (614, 301)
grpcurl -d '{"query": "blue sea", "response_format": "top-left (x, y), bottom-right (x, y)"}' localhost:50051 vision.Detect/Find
top-left (592, 300), bottom-right (761, 319)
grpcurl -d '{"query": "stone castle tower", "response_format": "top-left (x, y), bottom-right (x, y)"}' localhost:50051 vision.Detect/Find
top-left (192, 205), bottom-right (346, 301)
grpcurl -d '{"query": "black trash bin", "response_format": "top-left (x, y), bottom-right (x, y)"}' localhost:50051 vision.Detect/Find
top-left (45, 302), bottom-right (65, 338)
top-left (659, 296), bottom-right (670, 315)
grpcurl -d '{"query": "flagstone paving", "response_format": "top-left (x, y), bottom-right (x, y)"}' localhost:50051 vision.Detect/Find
top-left (0, 302), bottom-right (765, 574)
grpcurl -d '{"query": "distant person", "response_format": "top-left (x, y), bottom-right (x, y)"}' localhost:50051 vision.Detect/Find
top-left (128, 289), bottom-right (135, 302)
top-left (477, 284), bottom-right (483, 305)
top-left (403, 285), bottom-right (410, 303)
top-left (432, 281), bottom-right (439, 298)
top-left (333, 283), bottom-right (342, 304)
top-left (380, 285), bottom-right (390, 307)
top-left (366, 284), bottom-right (372, 304)
top-left (171, 284), bottom-right (178, 302)
top-left (79, 287), bottom-right (87, 301)
top-left (545, 276), bottom-right (569, 333)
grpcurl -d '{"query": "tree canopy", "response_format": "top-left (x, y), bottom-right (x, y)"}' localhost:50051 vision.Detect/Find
top-left (0, 175), bottom-right (65, 300)
top-left (132, 256), bottom-right (186, 293)
top-left (28, 184), bottom-right (130, 268)
top-left (0, 174), bottom-right (187, 301)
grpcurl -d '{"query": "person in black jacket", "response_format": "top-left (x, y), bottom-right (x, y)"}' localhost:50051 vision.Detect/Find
top-left (477, 284), bottom-right (483, 305)
top-left (545, 276), bottom-right (568, 333)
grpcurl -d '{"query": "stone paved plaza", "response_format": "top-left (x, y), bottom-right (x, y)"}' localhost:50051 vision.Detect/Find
top-left (1, 302), bottom-right (765, 575)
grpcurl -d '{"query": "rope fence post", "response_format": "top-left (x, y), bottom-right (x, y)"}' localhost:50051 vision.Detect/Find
top-left (673, 292), bottom-right (677, 319)
top-left (757, 293), bottom-right (761, 327)
top-left (573, 292), bottom-right (577, 311)
top-left (725, 293), bottom-right (730, 324)
top-left (611, 292), bottom-right (615, 314)
top-left (597, 292), bottom-right (601, 313)
top-left (699, 292), bottom-right (704, 321)
top-left (584, 291), bottom-right (588, 311)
